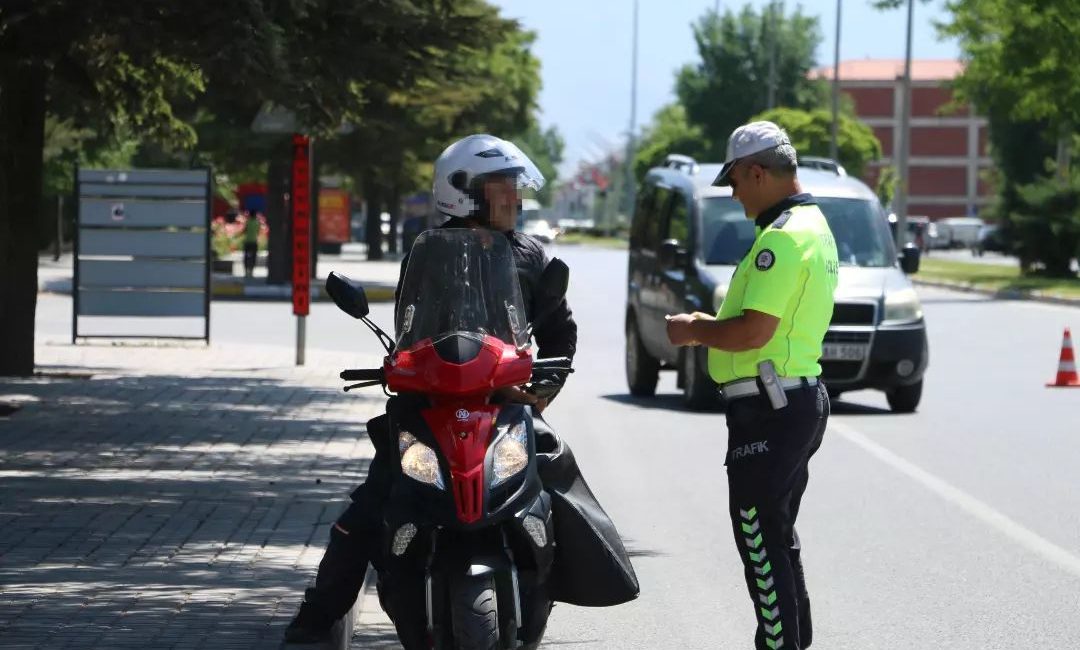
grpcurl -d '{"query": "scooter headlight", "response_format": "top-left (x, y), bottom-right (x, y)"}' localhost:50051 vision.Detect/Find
top-left (399, 431), bottom-right (445, 490)
top-left (491, 421), bottom-right (528, 486)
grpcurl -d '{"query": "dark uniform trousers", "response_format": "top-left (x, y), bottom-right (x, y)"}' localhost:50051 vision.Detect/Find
top-left (725, 381), bottom-right (829, 650)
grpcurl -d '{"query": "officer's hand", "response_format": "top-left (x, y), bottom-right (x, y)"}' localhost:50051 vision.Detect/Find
top-left (690, 312), bottom-right (715, 321)
top-left (665, 313), bottom-right (699, 346)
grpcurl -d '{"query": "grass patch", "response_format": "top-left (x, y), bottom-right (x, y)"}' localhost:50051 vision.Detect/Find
top-left (555, 233), bottom-right (628, 249)
top-left (915, 258), bottom-right (1080, 299)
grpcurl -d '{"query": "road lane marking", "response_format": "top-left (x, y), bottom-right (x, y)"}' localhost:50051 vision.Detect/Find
top-left (830, 420), bottom-right (1080, 579)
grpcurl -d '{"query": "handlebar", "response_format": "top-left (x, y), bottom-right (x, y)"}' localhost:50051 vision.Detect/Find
top-left (532, 357), bottom-right (574, 372)
top-left (341, 368), bottom-right (385, 382)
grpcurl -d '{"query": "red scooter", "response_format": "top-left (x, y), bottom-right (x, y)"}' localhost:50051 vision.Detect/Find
top-left (325, 229), bottom-right (576, 649)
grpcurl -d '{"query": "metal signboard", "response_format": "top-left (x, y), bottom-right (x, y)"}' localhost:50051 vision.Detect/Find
top-left (74, 168), bottom-right (212, 342)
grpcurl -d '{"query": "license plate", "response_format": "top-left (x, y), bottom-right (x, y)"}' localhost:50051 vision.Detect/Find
top-left (821, 344), bottom-right (867, 361)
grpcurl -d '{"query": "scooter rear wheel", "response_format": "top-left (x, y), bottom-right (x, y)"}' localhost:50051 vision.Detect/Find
top-left (450, 575), bottom-right (500, 650)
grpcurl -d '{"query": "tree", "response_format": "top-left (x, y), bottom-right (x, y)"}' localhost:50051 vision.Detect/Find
top-left (675, 4), bottom-right (825, 158)
top-left (1008, 173), bottom-right (1080, 276)
top-left (875, 166), bottom-right (899, 209)
top-left (514, 124), bottom-right (564, 206)
top-left (320, 22), bottom-right (543, 258)
top-left (0, 0), bottom-right (518, 375)
top-left (633, 103), bottom-right (711, 180)
top-left (751, 107), bottom-right (881, 179)
top-left (939, 0), bottom-right (1080, 274)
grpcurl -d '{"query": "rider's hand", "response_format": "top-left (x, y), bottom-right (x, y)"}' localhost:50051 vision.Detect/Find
top-left (494, 386), bottom-right (551, 414)
top-left (495, 385), bottom-right (538, 406)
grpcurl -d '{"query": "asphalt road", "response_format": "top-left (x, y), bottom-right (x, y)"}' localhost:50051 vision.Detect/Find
top-left (33, 245), bottom-right (1080, 648)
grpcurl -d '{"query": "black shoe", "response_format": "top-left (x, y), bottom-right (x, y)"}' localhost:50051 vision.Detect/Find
top-left (283, 601), bottom-right (335, 643)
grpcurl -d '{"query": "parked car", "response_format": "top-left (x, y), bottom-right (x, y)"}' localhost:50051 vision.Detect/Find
top-left (972, 224), bottom-right (1007, 256)
top-left (941, 216), bottom-right (985, 249)
top-left (523, 218), bottom-right (559, 244)
top-left (626, 156), bottom-right (929, 413)
top-left (889, 215), bottom-right (933, 252)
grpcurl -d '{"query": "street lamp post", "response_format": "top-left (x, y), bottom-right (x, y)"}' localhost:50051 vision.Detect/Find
top-left (621, 0), bottom-right (639, 235)
top-left (830, 0), bottom-right (842, 161)
top-left (767, 1), bottom-right (777, 110)
top-left (894, 0), bottom-right (915, 246)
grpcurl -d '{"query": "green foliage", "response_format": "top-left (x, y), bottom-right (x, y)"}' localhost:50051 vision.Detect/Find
top-left (6, 0), bottom-right (533, 199)
top-left (514, 124), bottom-right (564, 206)
top-left (875, 166), bottom-right (899, 208)
top-left (675, 4), bottom-right (824, 156)
top-left (633, 103), bottom-right (711, 180)
top-left (1007, 173), bottom-right (1080, 277)
top-left (940, 0), bottom-right (1080, 133)
top-left (751, 107), bottom-right (881, 178)
top-left (318, 18), bottom-right (544, 203)
top-left (939, 0), bottom-right (1080, 274)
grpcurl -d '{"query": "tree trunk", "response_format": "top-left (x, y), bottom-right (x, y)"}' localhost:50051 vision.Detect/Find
top-left (0, 59), bottom-right (47, 376)
top-left (387, 183), bottom-right (400, 256)
top-left (266, 152), bottom-right (291, 284)
top-left (1055, 124), bottom-right (1072, 184)
top-left (365, 179), bottom-right (384, 261)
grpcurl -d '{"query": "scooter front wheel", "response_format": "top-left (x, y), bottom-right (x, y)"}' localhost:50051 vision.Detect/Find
top-left (450, 574), bottom-right (500, 650)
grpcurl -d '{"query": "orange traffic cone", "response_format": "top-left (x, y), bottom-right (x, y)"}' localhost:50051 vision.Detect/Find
top-left (1047, 327), bottom-right (1080, 388)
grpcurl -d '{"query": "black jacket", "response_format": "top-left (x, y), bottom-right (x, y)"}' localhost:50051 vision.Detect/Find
top-left (395, 218), bottom-right (577, 362)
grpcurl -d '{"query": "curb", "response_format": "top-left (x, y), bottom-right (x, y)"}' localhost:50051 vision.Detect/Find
top-left (913, 277), bottom-right (1080, 307)
top-left (38, 280), bottom-right (396, 303)
top-left (211, 282), bottom-right (396, 302)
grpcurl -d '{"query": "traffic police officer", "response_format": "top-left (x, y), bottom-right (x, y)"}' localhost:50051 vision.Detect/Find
top-left (667, 121), bottom-right (838, 650)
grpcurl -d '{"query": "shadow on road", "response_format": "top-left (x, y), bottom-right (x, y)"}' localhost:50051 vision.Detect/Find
top-left (621, 538), bottom-right (667, 559)
top-left (598, 393), bottom-right (724, 414)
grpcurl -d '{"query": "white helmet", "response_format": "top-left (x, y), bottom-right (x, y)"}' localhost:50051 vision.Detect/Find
top-left (432, 134), bottom-right (545, 220)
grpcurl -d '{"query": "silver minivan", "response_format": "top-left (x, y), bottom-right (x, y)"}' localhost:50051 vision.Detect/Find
top-left (625, 157), bottom-right (929, 412)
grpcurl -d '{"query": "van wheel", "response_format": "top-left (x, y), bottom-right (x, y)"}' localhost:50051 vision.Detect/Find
top-left (887, 380), bottom-right (922, 413)
top-left (682, 347), bottom-right (720, 410)
top-left (626, 317), bottom-right (659, 397)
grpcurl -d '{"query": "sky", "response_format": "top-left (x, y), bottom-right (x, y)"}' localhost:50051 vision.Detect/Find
top-left (489, 0), bottom-right (961, 178)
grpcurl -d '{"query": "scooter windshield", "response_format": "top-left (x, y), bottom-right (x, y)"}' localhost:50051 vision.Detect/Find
top-left (395, 229), bottom-right (529, 351)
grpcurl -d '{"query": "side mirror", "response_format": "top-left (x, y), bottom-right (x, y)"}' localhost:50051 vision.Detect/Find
top-left (326, 271), bottom-right (370, 319)
top-left (539, 258), bottom-right (570, 300)
top-left (658, 239), bottom-right (687, 268)
top-left (899, 244), bottom-right (921, 275)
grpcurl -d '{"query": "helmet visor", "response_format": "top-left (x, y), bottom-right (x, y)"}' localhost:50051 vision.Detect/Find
top-left (489, 141), bottom-right (545, 192)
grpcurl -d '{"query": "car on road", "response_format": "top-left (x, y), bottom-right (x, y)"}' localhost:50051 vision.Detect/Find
top-left (626, 156), bottom-right (929, 413)
top-left (972, 224), bottom-right (1007, 256)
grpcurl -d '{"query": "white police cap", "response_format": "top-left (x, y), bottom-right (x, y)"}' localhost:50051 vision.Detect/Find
top-left (712, 121), bottom-right (793, 187)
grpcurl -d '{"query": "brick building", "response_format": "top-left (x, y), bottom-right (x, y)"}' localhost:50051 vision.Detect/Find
top-left (811, 59), bottom-right (993, 219)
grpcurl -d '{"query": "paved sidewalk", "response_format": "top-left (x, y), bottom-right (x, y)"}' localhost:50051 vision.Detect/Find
top-left (0, 338), bottom-right (387, 649)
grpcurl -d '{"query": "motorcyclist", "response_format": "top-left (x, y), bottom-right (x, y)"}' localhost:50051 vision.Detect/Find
top-left (285, 134), bottom-right (579, 643)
